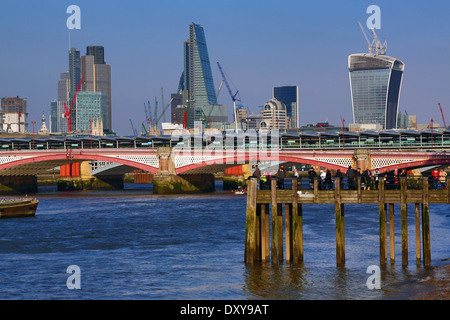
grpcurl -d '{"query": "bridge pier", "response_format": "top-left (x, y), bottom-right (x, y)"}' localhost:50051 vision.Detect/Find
top-left (0, 175), bottom-right (38, 195)
top-left (152, 147), bottom-right (215, 194)
top-left (57, 162), bottom-right (124, 191)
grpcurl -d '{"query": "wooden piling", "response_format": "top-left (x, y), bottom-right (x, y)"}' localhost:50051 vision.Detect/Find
top-left (260, 203), bottom-right (270, 262)
top-left (422, 177), bottom-right (431, 267)
top-left (415, 203), bottom-right (421, 265)
top-left (389, 203), bottom-right (395, 264)
top-left (335, 178), bottom-right (345, 266)
top-left (292, 178), bottom-right (303, 264)
top-left (400, 177), bottom-right (408, 267)
top-left (271, 179), bottom-right (278, 264)
top-left (245, 178), bottom-right (258, 264)
top-left (285, 202), bottom-right (292, 263)
top-left (379, 177), bottom-right (388, 266)
top-left (278, 203), bottom-right (283, 262)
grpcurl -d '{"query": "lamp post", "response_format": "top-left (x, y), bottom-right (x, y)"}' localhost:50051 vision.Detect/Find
top-left (431, 118), bottom-right (434, 150)
top-left (89, 119), bottom-right (93, 149)
top-left (31, 120), bottom-right (36, 149)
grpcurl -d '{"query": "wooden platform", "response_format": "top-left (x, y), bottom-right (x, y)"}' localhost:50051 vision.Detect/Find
top-left (244, 176), bottom-right (450, 267)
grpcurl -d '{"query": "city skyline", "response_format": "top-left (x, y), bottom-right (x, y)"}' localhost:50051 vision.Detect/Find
top-left (1, 0), bottom-right (449, 135)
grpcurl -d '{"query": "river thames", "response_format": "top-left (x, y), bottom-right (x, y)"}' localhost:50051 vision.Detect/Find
top-left (0, 182), bottom-right (448, 300)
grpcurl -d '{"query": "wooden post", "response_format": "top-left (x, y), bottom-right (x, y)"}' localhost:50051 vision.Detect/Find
top-left (335, 178), bottom-right (345, 266)
top-left (278, 203), bottom-right (283, 262)
top-left (292, 178), bottom-right (303, 264)
top-left (415, 203), bottom-right (421, 265)
top-left (285, 202), bottom-right (292, 264)
top-left (313, 177), bottom-right (318, 203)
top-left (261, 203), bottom-right (270, 262)
top-left (379, 177), bottom-right (387, 266)
top-left (256, 204), bottom-right (261, 262)
top-left (447, 176), bottom-right (450, 203)
top-left (422, 177), bottom-right (431, 267)
top-left (400, 177), bottom-right (408, 267)
top-left (389, 203), bottom-right (395, 264)
top-left (271, 178), bottom-right (278, 264)
top-left (245, 178), bottom-right (258, 263)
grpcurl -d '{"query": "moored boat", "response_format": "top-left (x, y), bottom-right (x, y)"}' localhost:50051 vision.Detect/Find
top-left (0, 198), bottom-right (39, 219)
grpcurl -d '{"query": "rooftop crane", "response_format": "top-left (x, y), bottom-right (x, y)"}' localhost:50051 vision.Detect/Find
top-left (129, 119), bottom-right (138, 137)
top-left (217, 62), bottom-right (241, 133)
top-left (63, 74), bottom-right (85, 132)
top-left (438, 103), bottom-right (447, 127)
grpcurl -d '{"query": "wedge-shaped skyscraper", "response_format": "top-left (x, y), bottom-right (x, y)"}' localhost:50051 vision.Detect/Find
top-left (349, 28), bottom-right (405, 130)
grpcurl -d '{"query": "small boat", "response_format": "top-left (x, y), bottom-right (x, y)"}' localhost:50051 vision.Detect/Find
top-left (234, 187), bottom-right (247, 195)
top-left (0, 198), bottom-right (39, 219)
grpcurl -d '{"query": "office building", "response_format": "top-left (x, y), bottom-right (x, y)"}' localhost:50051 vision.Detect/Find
top-left (180, 23), bottom-right (227, 129)
top-left (1, 97), bottom-right (28, 133)
top-left (259, 98), bottom-right (287, 131)
top-left (273, 86), bottom-right (299, 128)
top-left (348, 30), bottom-right (405, 129)
top-left (75, 91), bottom-right (107, 133)
top-left (84, 46), bottom-right (112, 132)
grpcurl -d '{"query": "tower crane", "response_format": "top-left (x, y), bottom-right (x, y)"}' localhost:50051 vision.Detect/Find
top-left (217, 62), bottom-right (241, 133)
top-left (438, 103), bottom-right (447, 127)
top-left (129, 119), bottom-right (138, 137)
top-left (63, 74), bottom-right (85, 132)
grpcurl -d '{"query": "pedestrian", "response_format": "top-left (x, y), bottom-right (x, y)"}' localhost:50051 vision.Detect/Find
top-left (308, 167), bottom-right (317, 190)
top-left (325, 169), bottom-right (333, 190)
top-left (320, 170), bottom-right (326, 190)
top-left (294, 168), bottom-right (299, 178)
top-left (363, 168), bottom-right (371, 190)
top-left (394, 169), bottom-right (399, 189)
top-left (253, 165), bottom-right (261, 190)
top-left (431, 167), bottom-right (440, 190)
top-left (261, 171), bottom-right (268, 190)
top-left (439, 168), bottom-right (448, 190)
top-left (373, 168), bottom-right (380, 190)
top-left (277, 165), bottom-right (286, 189)
top-left (335, 169), bottom-right (344, 189)
top-left (347, 166), bottom-right (356, 190)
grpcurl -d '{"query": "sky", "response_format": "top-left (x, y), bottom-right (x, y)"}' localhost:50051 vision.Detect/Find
top-left (1, 0), bottom-right (449, 136)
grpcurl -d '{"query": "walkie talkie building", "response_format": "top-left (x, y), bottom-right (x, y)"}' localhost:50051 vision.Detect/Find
top-left (349, 53), bottom-right (405, 130)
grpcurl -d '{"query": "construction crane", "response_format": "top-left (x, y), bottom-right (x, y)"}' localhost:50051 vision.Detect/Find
top-left (129, 119), bottom-right (138, 137)
top-left (63, 74), bottom-right (85, 132)
top-left (161, 88), bottom-right (165, 123)
top-left (154, 97), bottom-right (174, 128)
top-left (217, 62), bottom-right (241, 132)
top-left (438, 103), bottom-right (447, 127)
top-left (199, 80), bottom-right (224, 129)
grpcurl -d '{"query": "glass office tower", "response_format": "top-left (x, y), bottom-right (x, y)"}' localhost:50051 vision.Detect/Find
top-left (181, 23), bottom-right (227, 128)
top-left (273, 86), bottom-right (299, 128)
top-left (348, 53), bottom-right (404, 129)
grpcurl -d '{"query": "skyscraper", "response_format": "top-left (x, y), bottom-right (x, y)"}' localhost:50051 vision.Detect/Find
top-left (273, 86), bottom-right (299, 128)
top-left (85, 46), bottom-right (112, 132)
top-left (348, 31), bottom-right (404, 130)
top-left (179, 23), bottom-right (227, 129)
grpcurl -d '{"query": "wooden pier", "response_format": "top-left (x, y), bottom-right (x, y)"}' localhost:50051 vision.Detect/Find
top-left (245, 176), bottom-right (450, 267)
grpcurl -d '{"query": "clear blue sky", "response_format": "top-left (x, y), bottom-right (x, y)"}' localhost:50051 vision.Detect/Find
top-left (1, 0), bottom-right (449, 135)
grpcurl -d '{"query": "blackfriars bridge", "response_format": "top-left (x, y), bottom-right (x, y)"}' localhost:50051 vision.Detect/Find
top-left (0, 130), bottom-right (448, 194)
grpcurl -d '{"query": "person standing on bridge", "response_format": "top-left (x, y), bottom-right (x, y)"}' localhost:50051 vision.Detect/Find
top-left (439, 168), bottom-right (447, 190)
top-left (277, 166), bottom-right (286, 189)
top-left (308, 167), bottom-right (317, 190)
top-left (347, 166), bottom-right (356, 190)
top-left (253, 165), bottom-right (261, 190)
top-left (373, 169), bottom-right (380, 190)
top-left (432, 168), bottom-right (440, 190)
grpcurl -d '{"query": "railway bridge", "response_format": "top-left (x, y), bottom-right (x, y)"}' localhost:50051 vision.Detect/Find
top-left (0, 133), bottom-right (448, 194)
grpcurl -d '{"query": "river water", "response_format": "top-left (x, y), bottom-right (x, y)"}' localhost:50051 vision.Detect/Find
top-left (0, 182), bottom-right (448, 300)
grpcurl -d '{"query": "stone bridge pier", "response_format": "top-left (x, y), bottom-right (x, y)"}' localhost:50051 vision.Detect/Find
top-left (152, 147), bottom-right (215, 194)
